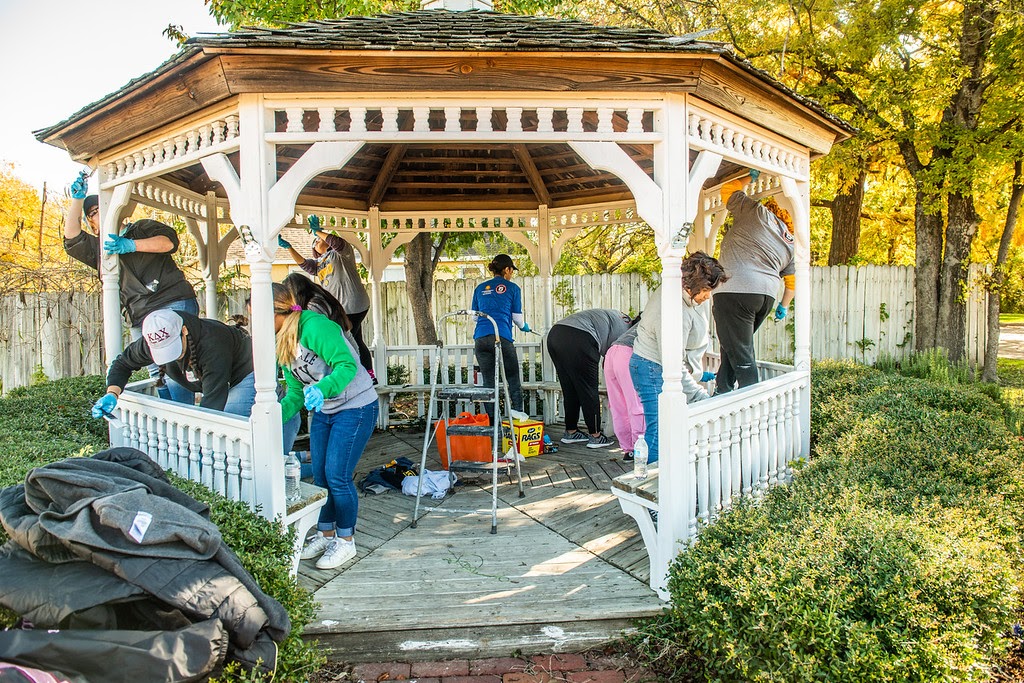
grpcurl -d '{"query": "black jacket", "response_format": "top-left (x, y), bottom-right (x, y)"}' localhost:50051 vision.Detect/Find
top-left (0, 448), bottom-right (289, 680)
top-left (106, 312), bottom-right (254, 411)
top-left (63, 219), bottom-right (196, 326)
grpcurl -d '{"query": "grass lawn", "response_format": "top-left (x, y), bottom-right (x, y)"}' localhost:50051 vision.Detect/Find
top-left (1000, 313), bottom-right (1024, 325)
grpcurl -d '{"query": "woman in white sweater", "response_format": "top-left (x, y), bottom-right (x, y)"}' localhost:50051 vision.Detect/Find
top-left (629, 252), bottom-right (728, 464)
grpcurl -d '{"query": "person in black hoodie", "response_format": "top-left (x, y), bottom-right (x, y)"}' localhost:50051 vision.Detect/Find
top-left (91, 310), bottom-right (256, 419)
top-left (64, 171), bottom-right (199, 402)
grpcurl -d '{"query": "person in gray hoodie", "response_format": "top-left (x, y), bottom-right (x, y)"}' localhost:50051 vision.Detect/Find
top-left (629, 252), bottom-right (728, 464)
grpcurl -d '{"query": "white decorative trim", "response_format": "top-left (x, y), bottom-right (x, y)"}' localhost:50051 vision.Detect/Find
top-left (686, 103), bottom-right (809, 180)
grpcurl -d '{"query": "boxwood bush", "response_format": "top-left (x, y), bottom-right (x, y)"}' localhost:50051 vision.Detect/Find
top-left (0, 377), bottom-right (323, 681)
top-left (633, 361), bottom-right (1024, 682)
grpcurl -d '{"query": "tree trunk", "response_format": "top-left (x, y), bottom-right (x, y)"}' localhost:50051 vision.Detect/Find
top-left (403, 232), bottom-right (439, 345)
top-left (913, 187), bottom-right (944, 351)
top-left (827, 168), bottom-right (866, 265)
top-left (982, 160), bottom-right (1024, 382)
top-left (936, 191), bottom-right (980, 362)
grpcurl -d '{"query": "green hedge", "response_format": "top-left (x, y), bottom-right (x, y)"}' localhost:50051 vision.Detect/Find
top-left (633, 361), bottom-right (1024, 682)
top-left (0, 377), bottom-right (323, 681)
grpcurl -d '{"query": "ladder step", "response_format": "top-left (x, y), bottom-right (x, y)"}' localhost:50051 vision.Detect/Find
top-left (436, 387), bottom-right (498, 401)
top-left (445, 425), bottom-right (496, 437)
top-left (449, 459), bottom-right (516, 472)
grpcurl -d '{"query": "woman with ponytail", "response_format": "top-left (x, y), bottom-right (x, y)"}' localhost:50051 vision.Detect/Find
top-left (273, 281), bottom-right (378, 571)
top-left (628, 252), bottom-right (728, 464)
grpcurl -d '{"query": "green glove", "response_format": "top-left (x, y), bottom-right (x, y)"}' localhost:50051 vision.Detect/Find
top-left (70, 171), bottom-right (89, 200)
top-left (307, 215), bottom-right (322, 234)
top-left (278, 234), bottom-right (292, 249)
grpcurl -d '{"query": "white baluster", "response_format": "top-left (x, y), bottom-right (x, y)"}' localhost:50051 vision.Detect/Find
top-left (727, 410), bottom-right (741, 508)
top-left (213, 436), bottom-right (227, 496)
top-left (785, 388), bottom-right (798, 482)
top-left (696, 422), bottom-right (710, 528)
top-left (226, 439), bottom-right (241, 502)
top-left (169, 422), bottom-right (183, 476)
top-left (186, 427), bottom-right (202, 482)
top-left (198, 124), bottom-right (211, 149)
top-left (213, 120), bottom-right (226, 144)
top-left (285, 107), bottom-right (304, 133)
top-left (767, 395), bottom-right (779, 487)
top-left (708, 417), bottom-right (722, 519)
top-left (740, 406), bottom-right (753, 497)
top-left (135, 153), bottom-right (148, 173)
top-left (318, 107), bottom-right (336, 133)
top-left (757, 400), bottom-right (771, 494)
top-left (740, 134), bottom-right (752, 158)
top-left (626, 108), bottom-right (644, 133)
top-left (382, 106), bottom-right (400, 133)
top-left (349, 107), bottom-right (367, 133)
top-left (774, 392), bottom-right (786, 486)
top-left (567, 107), bottom-right (584, 133)
top-left (239, 444), bottom-right (255, 506)
top-left (162, 141), bottom-right (175, 163)
top-left (596, 107), bottom-right (613, 134)
top-left (710, 122), bottom-right (723, 146)
top-left (225, 115), bottom-right (239, 139)
top-left (186, 130), bottom-right (199, 154)
top-left (143, 148), bottom-right (155, 168)
top-left (752, 140), bottom-right (764, 162)
top-left (476, 106), bottom-right (493, 132)
top-left (155, 417), bottom-right (169, 469)
top-left (146, 414), bottom-right (159, 462)
top-left (413, 106), bottom-right (430, 133)
top-left (537, 107), bottom-right (554, 133)
top-left (128, 411), bottom-right (141, 450)
top-left (506, 107), bottom-right (523, 133)
top-left (687, 112), bottom-right (700, 138)
top-left (445, 106), bottom-right (461, 132)
top-left (174, 135), bottom-right (187, 158)
top-left (200, 431), bottom-right (214, 488)
top-left (721, 127), bottom-right (734, 150)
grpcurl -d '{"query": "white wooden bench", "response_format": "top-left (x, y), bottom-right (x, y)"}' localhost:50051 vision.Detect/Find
top-left (610, 470), bottom-right (660, 583)
top-left (284, 481), bottom-right (328, 576)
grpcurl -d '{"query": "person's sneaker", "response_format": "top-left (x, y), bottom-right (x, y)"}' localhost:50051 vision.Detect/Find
top-left (316, 538), bottom-right (357, 570)
top-left (622, 451), bottom-right (634, 462)
top-left (299, 533), bottom-right (332, 560)
top-left (561, 431), bottom-right (590, 445)
top-left (587, 433), bottom-right (614, 449)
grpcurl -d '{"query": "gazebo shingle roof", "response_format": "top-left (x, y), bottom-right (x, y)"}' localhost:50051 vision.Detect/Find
top-left (187, 11), bottom-right (728, 53)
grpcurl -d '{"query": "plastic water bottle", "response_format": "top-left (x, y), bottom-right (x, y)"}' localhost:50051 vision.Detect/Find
top-left (285, 451), bottom-right (302, 502)
top-left (633, 435), bottom-right (649, 481)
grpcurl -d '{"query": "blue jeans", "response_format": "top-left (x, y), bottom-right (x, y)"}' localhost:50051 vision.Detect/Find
top-left (221, 371), bottom-right (256, 417)
top-left (629, 353), bottom-right (663, 464)
top-left (311, 401), bottom-right (379, 537)
top-left (283, 413), bottom-right (302, 453)
top-left (130, 298), bottom-right (199, 403)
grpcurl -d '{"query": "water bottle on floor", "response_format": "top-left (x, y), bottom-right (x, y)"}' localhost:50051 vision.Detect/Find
top-left (633, 435), bottom-right (648, 481)
top-left (285, 451), bottom-right (302, 502)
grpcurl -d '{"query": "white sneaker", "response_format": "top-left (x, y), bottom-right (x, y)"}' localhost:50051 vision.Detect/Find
top-left (316, 539), bottom-right (357, 570)
top-left (299, 533), bottom-right (332, 560)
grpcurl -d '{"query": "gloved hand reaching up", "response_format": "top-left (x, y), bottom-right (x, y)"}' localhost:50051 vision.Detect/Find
top-left (749, 168), bottom-right (761, 182)
top-left (104, 234), bottom-right (136, 255)
top-left (774, 303), bottom-right (788, 321)
top-left (278, 234), bottom-right (292, 249)
top-left (70, 171), bottom-right (89, 200)
top-left (307, 215), bottom-right (322, 234)
top-left (91, 393), bottom-right (118, 419)
top-left (303, 385), bottom-right (325, 412)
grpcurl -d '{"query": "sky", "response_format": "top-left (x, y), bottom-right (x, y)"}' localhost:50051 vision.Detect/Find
top-left (0, 0), bottom-right (224, 195)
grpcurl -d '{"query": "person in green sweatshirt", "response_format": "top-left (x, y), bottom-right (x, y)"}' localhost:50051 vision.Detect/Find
top-left (272, 280), bottom-right (379, 571)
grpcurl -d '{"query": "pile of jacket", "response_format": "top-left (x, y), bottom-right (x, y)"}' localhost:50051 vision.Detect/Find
top-left (0, 448), bottom-right (290, 682)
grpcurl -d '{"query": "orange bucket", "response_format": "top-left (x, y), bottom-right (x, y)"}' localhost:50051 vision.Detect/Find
top-left (435, 412), bottom-right (493, 467)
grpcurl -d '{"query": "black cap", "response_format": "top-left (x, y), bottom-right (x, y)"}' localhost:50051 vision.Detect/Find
top-left (83, 195), bottom-right (99, 216)
top-left (492, 254), bottom-right (518, 271)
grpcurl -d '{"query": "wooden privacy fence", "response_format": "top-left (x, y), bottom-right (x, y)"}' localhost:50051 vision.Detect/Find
top-left (0, 265), bottom-right (989, 392)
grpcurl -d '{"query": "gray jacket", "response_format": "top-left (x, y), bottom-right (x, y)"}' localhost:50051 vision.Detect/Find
top-left (0, 448), bottom-right (288, 678)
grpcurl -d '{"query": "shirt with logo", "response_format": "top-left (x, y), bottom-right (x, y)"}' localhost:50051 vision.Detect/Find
top-left (471, 277), bottom-right (522, 341)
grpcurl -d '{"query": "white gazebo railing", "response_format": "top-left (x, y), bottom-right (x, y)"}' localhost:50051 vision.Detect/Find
top-left (611, 360), bottom-right (807, 600)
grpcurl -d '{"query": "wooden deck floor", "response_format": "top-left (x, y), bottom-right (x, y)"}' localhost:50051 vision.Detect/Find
top-left (297, 425), bottom-right (665, 662)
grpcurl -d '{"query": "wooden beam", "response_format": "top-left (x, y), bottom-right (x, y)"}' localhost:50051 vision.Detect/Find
top-left (367, 144), bottom-right (407, 207)
top-left (511, 144), bottom-right (552, 206)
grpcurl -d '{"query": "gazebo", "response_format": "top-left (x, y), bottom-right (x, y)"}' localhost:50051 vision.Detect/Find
top-left (36, 6), bottom-right (851, 599)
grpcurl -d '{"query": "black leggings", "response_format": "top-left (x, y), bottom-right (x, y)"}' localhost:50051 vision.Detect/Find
top-left (713, 292), bottom-right (774, 393)
top-left (547, 325), bottom-right (602, 434)
top-left (347, 309), bottom-right (374, 375)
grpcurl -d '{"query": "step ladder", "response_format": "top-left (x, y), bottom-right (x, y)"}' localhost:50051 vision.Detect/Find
top-left (412, 310), bottom-right (525, 534)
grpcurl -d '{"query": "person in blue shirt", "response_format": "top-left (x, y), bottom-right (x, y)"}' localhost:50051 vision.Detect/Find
top-left (471, 254), bottom-right (531, 412)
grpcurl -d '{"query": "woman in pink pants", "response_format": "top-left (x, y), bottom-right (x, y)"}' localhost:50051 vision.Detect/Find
top-left (604, 321), bottom-right (646, 462)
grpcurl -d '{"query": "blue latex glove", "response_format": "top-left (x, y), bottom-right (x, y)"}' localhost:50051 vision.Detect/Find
top-left (774, 303), bottom-right (788, 321)
top-left (749, 168), bottom-right (761, 182)
top-left (278, 234), bottom-right (292, 249)
top-left (104, 234), bottom-right (136, 255)
top-left (303, 385), bottom-right (325, 412)
top-left (91, 393), bottom-right (118, 419)
top-left (521, 323), bottom-right (532, 333)
top-left (70, 171), bottom-right (89, 199)
top-left (307, 215), bottom-right (322, 234)
top-left (700, 371), bottom-right (716, 382)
